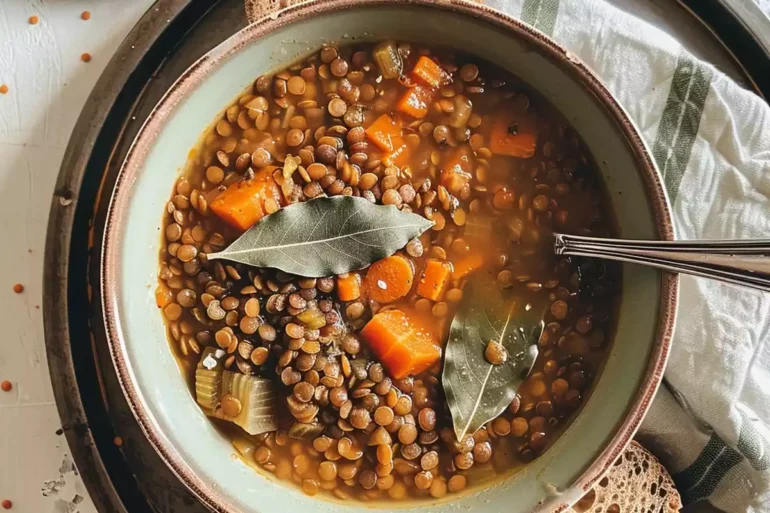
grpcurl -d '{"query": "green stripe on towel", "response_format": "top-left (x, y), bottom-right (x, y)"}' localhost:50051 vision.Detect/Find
top-left (651, 51), bottom-right (713, 202)
top-left (521, 0), bottom-right (560, 36)
top-left (674, 434), bottom-right (743, 505)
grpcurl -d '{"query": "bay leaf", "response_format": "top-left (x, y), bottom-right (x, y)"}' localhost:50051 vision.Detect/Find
top-left (442, 277), bottom-right (543, 440)
top-left (208, 196), bottom-right (434, 277)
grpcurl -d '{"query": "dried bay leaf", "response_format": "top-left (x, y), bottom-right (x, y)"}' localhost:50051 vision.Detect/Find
top-left (442, 276), bottom-right (543, 440)
top-left (208, 196), bottom-right (433, 277)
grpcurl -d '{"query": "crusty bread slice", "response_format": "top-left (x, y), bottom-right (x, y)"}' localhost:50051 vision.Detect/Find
top-left (573, 441), bottom-right (682, 513)
top-left (245, 0), bottom-right (304, 24)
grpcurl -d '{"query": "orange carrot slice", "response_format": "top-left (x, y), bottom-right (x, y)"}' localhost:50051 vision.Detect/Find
top-left (155, 283), bottom-right (173, 308)
top-left (396, 85), bottom-right (433, 119)
top-left (365, 114), bottom-right (401, 152)
top-left (440, 145), bottom-right (473, 194)
top-left (361, 308), bottom-right (442, 379)
top-left (411, 56), bottom-right (445, 89)
top-left (386, 138), bottom-right (412, 168)
top-left (365, 255), bottom-right (414, 303)
top-left (416, 259), bottom-right (452, 300)
top-left (337, 273), bottom-right (362, 302)
top-left (489, 112), bottom-right (537, 158)
top-left (209, 166), bottom-right (283, 231)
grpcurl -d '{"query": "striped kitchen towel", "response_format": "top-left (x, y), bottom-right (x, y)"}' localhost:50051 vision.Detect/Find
top-left (480, 0), bottom-right (770, 511)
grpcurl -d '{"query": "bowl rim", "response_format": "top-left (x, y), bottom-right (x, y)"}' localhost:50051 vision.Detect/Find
top-left (101, 1), bottom-right (679, 512)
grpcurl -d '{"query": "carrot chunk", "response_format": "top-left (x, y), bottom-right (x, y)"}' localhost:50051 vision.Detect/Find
top-left (155, 283), bottom-right (173, 308)
top-left (365, 255), bottom-right (414, 303)
top-left (489, 112), bottom-right (537, 158)
top-left (417, 259), bottom-right (452, 300)
top-left (337, 273), bottom-right (362, 302)
top-left (440, 145), bottom-right (473, 194)
top-left (386, 137), bottom-right (412, 168)
top-left (396, 85), bottom-right (433, 119)
top-left (361, 309), bottom-right (442, 379)
top-left (209, 166), bottom-right (283, 231)
top-left (411, 56), bottom-right (445, 89)
top-left (452, 252), bottom-right (486, 280)
top-left (365, 114), bottom-right (401, 152)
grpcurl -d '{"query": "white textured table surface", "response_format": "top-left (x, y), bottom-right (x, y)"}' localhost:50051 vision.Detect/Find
top-left (0, 2), bottom-right (154, 512)
top-left (0, 1), bottom-right (768, 513)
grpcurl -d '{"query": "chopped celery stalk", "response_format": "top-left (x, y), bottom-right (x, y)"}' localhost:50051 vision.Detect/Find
top-left (232, 437), bottom-right (256, 459)
top-left (195, 347), bottom-right (226, 410)
top-left (210, 371), bottom-right (278, 435)
top-left (194, 348), bottom-right (278, 435)
top-left (449, 95), bottom-right (472, 128)
top-left (289, 421), bottom-right (324, 440)
top-left (373, 41), bottom-right (402, 79)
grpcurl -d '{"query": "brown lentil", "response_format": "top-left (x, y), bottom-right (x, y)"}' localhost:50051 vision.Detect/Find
top-left (374, 406), bottom-right (395, 426)
top-left (398, 424), bottom-right (418, 445)
top-left (484, 340), bottom-right (507, 365)
top-left (319, 461), bottom-right (338, 481)
top-left (446, 474), bottom-right (466, 493)
top-left (492, 416), bottom-right (511, 436)
top-left (511, 417), bottom-right (529, 437)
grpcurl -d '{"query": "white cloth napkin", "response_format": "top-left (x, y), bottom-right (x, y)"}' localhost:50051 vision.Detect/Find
top-left (480, 1), bottom-right (770, 511)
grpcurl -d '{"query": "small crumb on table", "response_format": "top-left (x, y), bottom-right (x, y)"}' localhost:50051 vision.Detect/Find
top-left (1, 381), bottom-right (11, 392)
top-left (12, 283), bottom-right (23, 294)
top-left (0, 84), bottom-right (8, 95)
top-left (81, 52), bottom-right (92, 63)
top-left (28, 15), bottom-right (39, 25)
top-left (1, 499), bottom-right (12, 510)
top-left (81, 11), bottom-right (91, 20)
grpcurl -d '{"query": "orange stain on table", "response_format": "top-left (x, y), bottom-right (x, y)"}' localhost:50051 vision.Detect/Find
top-left (28, 15), bottom-right (39, 25)
top-left (0, 84), bottom-right (8, 95)
top-left (81, 11), bottom-right (91, 20)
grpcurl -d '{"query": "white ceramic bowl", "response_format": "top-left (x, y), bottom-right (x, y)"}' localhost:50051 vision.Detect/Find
top-left (101, 1), bottom-right (678, 512)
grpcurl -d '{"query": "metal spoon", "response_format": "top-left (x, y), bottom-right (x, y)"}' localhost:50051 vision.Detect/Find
top-left (554, 233), bottom-right (770, 292)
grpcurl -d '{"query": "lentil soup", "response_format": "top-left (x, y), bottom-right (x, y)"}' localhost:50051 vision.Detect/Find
top-left (156, 41), bottom-right (619, 504)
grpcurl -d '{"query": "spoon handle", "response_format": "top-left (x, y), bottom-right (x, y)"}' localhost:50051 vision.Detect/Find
top-left (553, 233), bottom-right (770, 292)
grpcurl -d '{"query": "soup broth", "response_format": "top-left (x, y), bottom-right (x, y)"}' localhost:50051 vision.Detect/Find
top-left (156, 41), bottom-right (619, 503)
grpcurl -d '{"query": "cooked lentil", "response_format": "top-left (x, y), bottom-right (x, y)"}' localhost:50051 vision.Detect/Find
top-left (160, 42), bottom-right (619, 502)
